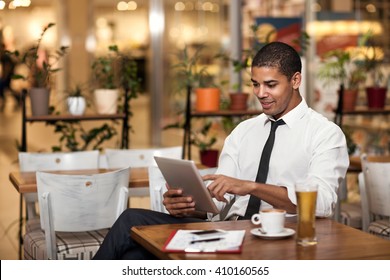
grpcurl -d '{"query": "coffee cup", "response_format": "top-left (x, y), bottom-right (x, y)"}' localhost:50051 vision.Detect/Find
top-left (251, 208), bottom-right (286, 234)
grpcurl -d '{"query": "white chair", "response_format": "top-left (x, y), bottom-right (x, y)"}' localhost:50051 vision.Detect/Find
top-left (104, 146), bottom-right (182, 198)
top-left (23, 167), bottom-right (130, 260)
top-left (148, 165), bottom-right (217, 213)
top-left (358, 153), bottom-right (390, 240)
top-left (18, 150), bottom-right (101, 257)
top-left (18, 150), bottom-right (100, 222)
top-left (105, 146), bottom-right (183, 168)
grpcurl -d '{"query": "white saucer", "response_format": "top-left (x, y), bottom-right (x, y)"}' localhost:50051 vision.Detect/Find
top-left (250, 228), bottom-right (295, 240)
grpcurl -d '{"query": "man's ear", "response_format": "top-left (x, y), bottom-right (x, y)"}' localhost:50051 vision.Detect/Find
top-left (291, 72), bottom-right (301, 89)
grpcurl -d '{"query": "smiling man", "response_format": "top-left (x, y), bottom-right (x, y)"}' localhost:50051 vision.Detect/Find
top-left (93, 41), bottom-right (349, 260)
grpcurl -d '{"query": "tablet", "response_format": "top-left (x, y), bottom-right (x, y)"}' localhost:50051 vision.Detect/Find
top-left (154, 156), bottom-right (219, 214)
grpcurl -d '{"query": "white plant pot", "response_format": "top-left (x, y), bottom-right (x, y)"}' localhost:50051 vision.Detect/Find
top-left (67, 96), bottom-right (86, 115)
top-left (94, 89), bottom-right (119, 114)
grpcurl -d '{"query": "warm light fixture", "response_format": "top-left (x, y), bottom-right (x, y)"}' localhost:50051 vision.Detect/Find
top-left (175, 1), bottom-right (218, 12)
top-left (12, 0), bottom-right (30, 8)
top-left (117, 0), bottom-right (137, 11)
top-left (307, 20), bottom-right (383, 37)
top-left (312, 2), bottom-right (321, 12)
top-left (117, 1), bottom-right (127, 11)
top-left (174, 1), bottom-right (185, 11)
top-left (8, 1), bottom-right (15, 9)
top-left (366, 4), bottom-right (376, 13)
top-left (0, 0), bottom-right (31, 9)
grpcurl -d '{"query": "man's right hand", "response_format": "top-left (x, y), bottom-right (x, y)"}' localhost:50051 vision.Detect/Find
top-left (162, 188), bottom-right (196, 217)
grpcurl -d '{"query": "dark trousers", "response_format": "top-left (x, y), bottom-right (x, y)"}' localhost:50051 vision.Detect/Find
top-left (93, 208), bottom-right (205, 260)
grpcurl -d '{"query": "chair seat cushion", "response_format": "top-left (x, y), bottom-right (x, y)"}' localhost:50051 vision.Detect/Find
top-left (24, 228), bottom-right (109, 260)
top-left (25, 217), bottom-right (41, 232)
top-left (368, 220), bottom-right (390, 240)
top-left (340, 202), bottom-right (362, 229)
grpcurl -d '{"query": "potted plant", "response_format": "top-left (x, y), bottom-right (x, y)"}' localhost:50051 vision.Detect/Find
top-left (318, 48), bottom-right (366, 111)
top-left (91, 45), bottom-right (141, 115)
top-left (360, 31), bottom-right (388, 109)
top-left (217, 25), bottom-right (265, 111)
top-left (91, 45), bottom-right (120, 114)
top-left (191, 119), bottom-right (219, 167)
top-left (173, 44), bottom-right (221, 112)
top-left (10, 23), bottom-right (68, 116)
top-left (65, 83), bottom-right (87, 116)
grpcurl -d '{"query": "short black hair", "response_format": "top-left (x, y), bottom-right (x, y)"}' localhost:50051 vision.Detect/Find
top-left (252, 42), bottom-right (302, 80)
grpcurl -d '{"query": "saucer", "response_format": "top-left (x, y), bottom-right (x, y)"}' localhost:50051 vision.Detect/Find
top-left (250, 228), bottom-right (295, 240)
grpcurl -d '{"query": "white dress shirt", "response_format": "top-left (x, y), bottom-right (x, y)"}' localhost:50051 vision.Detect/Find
top-left (208, 99), bottom-right (349, 221)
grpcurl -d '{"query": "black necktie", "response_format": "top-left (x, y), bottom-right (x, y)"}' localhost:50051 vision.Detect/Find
top-left (242, 119), bottom-right (285, 219)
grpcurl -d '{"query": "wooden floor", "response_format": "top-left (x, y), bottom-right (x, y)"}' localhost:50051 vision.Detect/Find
top-left (0, 94), bottom-right (184, 260)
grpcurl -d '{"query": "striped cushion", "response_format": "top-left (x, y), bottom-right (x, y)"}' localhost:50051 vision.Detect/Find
top-left (368, 220), bottom-right (390, 240)
top-left (24, 228), bottom-right (109, 260)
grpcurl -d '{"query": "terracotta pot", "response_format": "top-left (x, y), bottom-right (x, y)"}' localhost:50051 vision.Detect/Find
top-left (67, 96), bottom-right (86, 115)
top-left (94, 88), bottom-right (119, 114)
top-left (195, 88), bottom-right (220, 112)
top-left (366, 87), bottom-right (387, 109)
top-left (340, 89), bottom-right (358, 112)
top-left (30, 87), bottom-right (50, 116)
top-left (229, 92), bottom-right (249, 111)
top-left (199, 149), bottom-right (219, 167)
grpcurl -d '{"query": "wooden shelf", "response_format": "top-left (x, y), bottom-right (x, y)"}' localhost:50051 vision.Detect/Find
top-left (191, 110), bottom-right (262, 117)
top-left (25, 113), bottom-right (126, 122)
top-left (20, 89), bottom-right (130, 151)
top-left (339, 106), bottom-right (390, 116)
top-left (183, 109), bottom-right (262, 160)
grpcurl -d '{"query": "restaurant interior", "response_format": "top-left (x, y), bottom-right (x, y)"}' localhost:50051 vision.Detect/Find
top-left (0, 0), bottom-right (390, 260)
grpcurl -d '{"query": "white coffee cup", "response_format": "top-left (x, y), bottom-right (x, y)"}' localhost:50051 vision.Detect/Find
top-left (251, 208), bottom-right (286, 234)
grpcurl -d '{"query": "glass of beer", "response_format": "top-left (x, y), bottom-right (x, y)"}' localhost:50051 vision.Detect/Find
top-left (295, 182), bottom-right (318, 246)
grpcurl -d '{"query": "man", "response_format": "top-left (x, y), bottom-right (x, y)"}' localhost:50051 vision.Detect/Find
top-left (93, 42), bottom-right (349, 259)
top-left (0, 43), bottom-right (18, 111)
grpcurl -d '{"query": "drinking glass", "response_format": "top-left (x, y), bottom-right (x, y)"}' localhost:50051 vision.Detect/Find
top-left (295, 182), bottom-right (318, 246)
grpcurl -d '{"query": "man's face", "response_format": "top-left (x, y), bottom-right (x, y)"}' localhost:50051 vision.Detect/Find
top-left (251, 66), bottom-right (301, 119)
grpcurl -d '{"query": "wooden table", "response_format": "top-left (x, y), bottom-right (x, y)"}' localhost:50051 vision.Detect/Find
top-left (9, 168), bottom-right (148, 194)
top-left (131, 219), bottom-right (390, 260)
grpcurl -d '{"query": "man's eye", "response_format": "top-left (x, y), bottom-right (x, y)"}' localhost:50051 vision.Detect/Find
top-left (252, 83), bottom-right (259, 87)
top-left (267, 83), bottom-right (276, 88)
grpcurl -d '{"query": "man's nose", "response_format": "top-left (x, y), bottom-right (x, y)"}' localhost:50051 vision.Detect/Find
top-left (255, 85), bottom-right (267, 98)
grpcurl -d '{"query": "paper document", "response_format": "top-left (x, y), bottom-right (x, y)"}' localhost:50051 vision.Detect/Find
top-left (163, 229), bottom-right (245, 253)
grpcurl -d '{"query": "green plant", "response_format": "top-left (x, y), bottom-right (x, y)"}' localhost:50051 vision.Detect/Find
top-left (110, 45), bottom-right (142, 117)
top-left (359, 31), bottom-right (386, 87)
top-left (172, 44), bottom-right (218, 93)
top-left (65, 83), bottom-right (85, 98)
top-left (343, 127), bottom-right (357, 155)
top-left (190, 119), bottom-right (217, 151)
top-left (91, 45), bottom-right (142, 93)
top-left (46, 121), bottom-right (117, 152)
top-left (318, 49), bottom-right (366, 90)
top-left (91, 46), bottom-right (117, 89)
top-left (164, 44), bottom-right (219, 138)
top-left (9, 23), bottom-right (68, 88)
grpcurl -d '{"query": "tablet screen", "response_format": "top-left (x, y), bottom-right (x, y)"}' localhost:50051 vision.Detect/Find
top-left (154, 156), bottom-right (219, 214)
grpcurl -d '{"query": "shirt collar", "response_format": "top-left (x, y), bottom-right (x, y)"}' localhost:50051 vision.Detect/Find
top-left (263, 98), bottom-right (309, 128)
